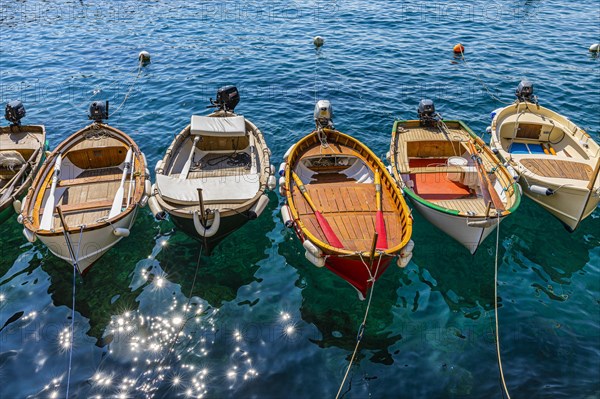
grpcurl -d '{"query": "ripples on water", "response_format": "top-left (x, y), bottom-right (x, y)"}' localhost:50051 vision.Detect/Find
top-left (1, 0), bottom-right (599, 397)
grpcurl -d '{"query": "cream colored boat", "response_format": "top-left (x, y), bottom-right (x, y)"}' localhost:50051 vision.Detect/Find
top-left (149, 86), bottom-right (276, 253)
top-left (489, 82), bottom-right (600, 231)
top-left (389, 100), bottom-right (520, 254)
top-left (20, 102), bottom-right (150, 274)
top-left (0, 101), bottom-right (47, 224)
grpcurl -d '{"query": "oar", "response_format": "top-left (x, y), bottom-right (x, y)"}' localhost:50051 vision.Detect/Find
top-left (126, 152), bottom-right (135, 208)
top-left (109, 148), bottom-right (133, 219)
top-left (0, 146), bottom-right (41, 204)
top-left (40, 153), bottom-right (62, 230)
top-left (468, 141), bottom-right (505, 212)
top-left (180, 136), bottom-right (200, 180)
top-left (291, 171), bottom-right (344, 248)
top-left (374, 169), bottom-right (388, 250)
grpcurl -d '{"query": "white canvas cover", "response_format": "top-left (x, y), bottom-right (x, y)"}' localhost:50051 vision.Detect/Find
top-left (190, 115), bottom-right (246, 136)
top-left (155, 173), bottom-right (260, 204)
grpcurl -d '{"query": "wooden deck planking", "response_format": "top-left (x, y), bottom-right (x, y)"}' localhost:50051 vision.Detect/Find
top-left (431, 198), bottom-right (488, 215)
top-left (520, 158), bottom-right (592, 180)
top-left (291, 179), bottom-right (405, 251)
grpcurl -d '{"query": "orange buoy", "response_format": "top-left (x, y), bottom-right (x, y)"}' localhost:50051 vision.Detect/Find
top-left (453, 43), bottom-right (465, 54)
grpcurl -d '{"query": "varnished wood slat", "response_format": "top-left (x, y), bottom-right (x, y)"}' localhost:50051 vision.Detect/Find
top-left (520, 158), bottom-right (592, 180)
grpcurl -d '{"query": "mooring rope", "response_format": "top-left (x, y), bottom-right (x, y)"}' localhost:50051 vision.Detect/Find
top-left (335, 254), bottom-right (384, 399)
top-left (458, 50), bottom-right (512, 106)
top-left (493, 213), bottom-right (511, 399)
top-left (65, 225), bottom-right (84, 399)
top-left (111, 61), bottom-right (144, 117)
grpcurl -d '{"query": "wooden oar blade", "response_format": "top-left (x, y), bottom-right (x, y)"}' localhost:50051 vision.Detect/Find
top-left (315, 211), bottom-right (344, 248)
top-left (375, 210), bottom-right (388, 249)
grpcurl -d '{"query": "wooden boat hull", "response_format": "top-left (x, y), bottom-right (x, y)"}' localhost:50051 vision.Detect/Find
top-left (490, 101), bottom-right (600, 231)
top-left (0, 125), bottom-right (47, 224)
top-left (408, 195), bottom-right (503, 254)
top-left (517, 173), bottom-right (598, 231)
top-left (389, 119), bottom-right (520, 253)
top-left (35, 207), bottom-right (138, 274)
top-left (20, 123), bottom-right (148, 273)
top-left (153, 110), bottom-right (274, 250)
top-left (284, 128), bottom-right (413, 298)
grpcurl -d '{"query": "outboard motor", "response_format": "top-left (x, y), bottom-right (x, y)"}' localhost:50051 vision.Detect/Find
top-left (210, 85), bottom-right (240, 112)
top-left (515, 80), bottom-right (534, 102)
top-left (5, 100), bottom-right (26, 126)
top-left (418, 99), bottom-right (437, 126)
top-left (314, 99), bottom-right (334, 128)
top-left (89, 101), bottom-right (109, 122)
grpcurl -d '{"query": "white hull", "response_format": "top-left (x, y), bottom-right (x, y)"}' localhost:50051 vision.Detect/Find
top-left (36, 208), bottom-right (138, 274)
top-left (518, 177), bottom-right (599, 231)
top-left (410, 197), bottom-right (501, 254)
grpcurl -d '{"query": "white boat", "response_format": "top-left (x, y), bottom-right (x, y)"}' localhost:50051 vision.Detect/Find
top-left (149, 86), bottom-right (276, 253)
top-left (20, 102), bottom-right (150, 274)
top-left (0, 101), bottom-right (47, 224)
top-left (388, 100), bottom-right (521, 254)
top-left (489, 81), bottom-right (600, 231)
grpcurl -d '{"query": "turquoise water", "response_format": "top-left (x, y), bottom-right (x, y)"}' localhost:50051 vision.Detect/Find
top-left (1, 0), bottom-right (599, 397)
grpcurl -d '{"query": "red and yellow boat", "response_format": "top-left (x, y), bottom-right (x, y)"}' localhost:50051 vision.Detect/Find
top-left (280, 101), bottom-right (414, 299)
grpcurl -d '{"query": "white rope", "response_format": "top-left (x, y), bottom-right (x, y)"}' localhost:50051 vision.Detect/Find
top-left (493, 213), bottom-right (511, 399)
top-left (335, 253), bottom-right (384, 399)
top-left (111, 61), bottom-right (144, 117)
top-left (65, 225), bottom-right (84, 399)
top-left (459, 50), bottom-right (512, 105)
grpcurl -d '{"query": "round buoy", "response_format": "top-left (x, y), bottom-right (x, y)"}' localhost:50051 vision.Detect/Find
top-left (453, 43), bottom-right (465, 54)
top-left (138, 51), bottom-right (151, 63)
top-left (589, 43), bottom-right (600, 53)
top-left (313, 36), bottom-right (324, 48)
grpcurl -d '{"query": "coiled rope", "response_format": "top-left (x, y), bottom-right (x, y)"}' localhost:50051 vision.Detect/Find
top-left (335, 253), bottom-right (384, 399)
top-left (494, 213), bottom-right (511, 399)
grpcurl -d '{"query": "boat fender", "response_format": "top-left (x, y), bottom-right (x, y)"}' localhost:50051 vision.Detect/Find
top-left (248, 195), bottom-right (269, 220)
top-left (17, 214), bottom-right (24, 224)
top-left (148, 195), bottom-right (167, 220)
top-left (283, 145), bottom-right (294, 160)
top-left (113, 227), bottom-right (130, 237)
top-left (385, 151), bottom-right (391, 162)
top-left (486, 126), bottom-right (492, 134)
top-left (267, 175), bottom-right (277, 191)
top-left (141, 152), bottom-right (148, 168)
top-left (144, 180), bottom-right (152, 196)
top-left (505, 164), bottom-right (519, 180)
top-left (23, 228), bottom-right (36, 243)
top-left (278, 176), bottom-right (287, 196)
top-left (302, 239), bottom-right (323, 258)
top-left (155, 160), bottom-right (163, 173)
top-left (193, 209), bottom-right (220, 238)
top-left (281, 204), bottom-right (293, 227)
top-left (397, 252), bottom-right (412, 268)
top-left (305, 250), bottom-right (326, 267)
top-left (278, 162), bottom-right (287, 176)
top-left (530, 185), bottom-right (554, 196)
top-left (397, 240), bottom-right (414, 268)
top-left (12, 199), bottom-right (22, 214)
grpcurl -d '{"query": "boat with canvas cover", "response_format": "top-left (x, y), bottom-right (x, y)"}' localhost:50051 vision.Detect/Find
top-left (489, 81), bottom-right (600, 231)
top-left (20, 101), bottom-right (150, 274)
top-left (388, 100), bottom-right (521, 254)
top-left (149, 86), bottom-right (276, 253)
top-left (280, 100), bottom-right (414, 299)
top-left (0, 101), bottom-right (47, 224)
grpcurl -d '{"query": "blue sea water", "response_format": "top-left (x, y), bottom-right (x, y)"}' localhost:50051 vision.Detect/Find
top-left (1, 0), bottom-right (599, 398)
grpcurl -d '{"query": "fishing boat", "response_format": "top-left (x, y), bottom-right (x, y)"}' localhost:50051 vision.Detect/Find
top-left (388, 100), bottom-right (521, 254)
top-left (0, 101), bottom-right (47, 224)
top-left (489, 81), bottom-right (600, 231)
top-left (149, 86), bottom-right (276, 253)
top-left (20, 101), bottom-right (150, 274)
top-left (280, 100), bottom-right (414, 299)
